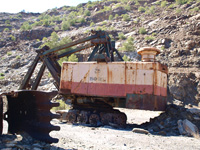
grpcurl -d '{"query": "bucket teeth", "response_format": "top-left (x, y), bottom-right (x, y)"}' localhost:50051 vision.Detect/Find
top-left (4, 90), bottom-right (60, 143)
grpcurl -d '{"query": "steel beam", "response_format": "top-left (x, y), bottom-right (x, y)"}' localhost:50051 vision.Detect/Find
top-left (19, 54), bottom-right (40, 90)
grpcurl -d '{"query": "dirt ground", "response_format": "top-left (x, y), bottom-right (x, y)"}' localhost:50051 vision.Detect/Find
top-left (47, 109), bottom-right (200, 150)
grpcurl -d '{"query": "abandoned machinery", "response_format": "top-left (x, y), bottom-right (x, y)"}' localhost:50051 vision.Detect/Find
top-left (0, 30), bottom-right (168, 143)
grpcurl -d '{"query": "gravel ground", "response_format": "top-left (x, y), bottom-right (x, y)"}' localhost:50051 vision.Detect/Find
top-left (49, 109), bottom-right (200, 150)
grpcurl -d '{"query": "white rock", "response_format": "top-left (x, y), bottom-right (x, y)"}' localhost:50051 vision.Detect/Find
top-left (177, 120), bottom-right (187, 135)
top-left (189, 14), bottom-right (200, 20)
top-left (148, 18), bottom-right (159, 26)
top-left (182, 119), bottom-right (199, 137)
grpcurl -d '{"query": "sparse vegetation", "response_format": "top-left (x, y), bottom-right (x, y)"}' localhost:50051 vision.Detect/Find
top-left (139, 27), bottom-right (147, 34)
top-left (123, 55), bottom-right (131, 61)
top-left (20, 22), bottom-right (32, 31)
top-left (61, 21), bottom-right (70, 31)
top-left (122, 14), bottom-right (130, 21)
top-left (119, 36), bottom-right (135, 52)
top-left (90, 22), bottom-right (95, 26)
top-left (68, 54), bottom-right (78, 62)
top-left (161, 1), bottom-right (167, 7)
top-left (84, 10), bottom-right (91, 16)
top-left (145, 6), bottom-right (155, 14)
top-left (118, 32), bottom-right (126, 40)
top-left (3, 28), bottom-right (9, 32)
top-left (54, 26), bottom-right (59, 31)
top-left (7, 52), bottom-right (12, 56)
top-left (176, 0), bottom-right (187, 5)
top-left (138, 6), bottom-right (145, 12)
top-left (16, 55), bottom-right (21, 59)
top-left (10, 35), bottom-right (16, 41)
top-left (109, 15), bottom-right (114, 20)
top-left (115, 14), bottom-right (119, 19)
top-left (145, 35), bottom-right (155, 42)
top-left (51, 100), bottom-right (69, 111)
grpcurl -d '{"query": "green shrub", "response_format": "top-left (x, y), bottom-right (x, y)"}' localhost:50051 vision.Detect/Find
top-left (90, 22), bottom-right (95, 26)
top-left (119, 36), bottom-right (135, 52)
top-left (10, 35), bottom-right (16, 41)
top-left (4, 28), bottom-right (9, 32)
top-left (109, 34), bottom-right (114, 40)
top-left (138, 6), bottom-right (145, 12)
top-left (168, 4), bottom-right (175, 9)
top-left (145, 6), bottom-right (155, 14)
top-left (87, 4), bottom-right (93, 9)
top-left (152, 32), bottom-right (157, 36)
top-left (0, 73), bottom-right (5, 76)
top-left (84, 10), bottom-right (91, 16)
top-left (41, 32), bottom-right (74, 65)
top-left (176, 0), bottom-right (187, 5)
top-left (109, 15), bottom-right (114, 20)
top-left (161, 46), bottom-right (165, 50)
top-left (42, 19), bottom-right (50, 26)
top-left (155, 1), bottom-right (161, 5)
top-left (145, 36), bottom-right (155, 41)
top-left (7, 52), bottom-right (12, 56)
top-left (139, 27), bottom-right (147, 34)
top-left (5, 20), bottom-right (10, 25)
top-left (16, 55), bottom-right (21, 59)
top-left (102, 21), bottom-right (107, 25)
top-left (77, 17), bottom-right (85, 23)
top-left (54, 26), bottom-right (59, 31)
top-left (190, 7), bottom-right (200, 12)
top-left (123, 55), bottom-right (131, 61)
top-left (124, 5), bottom-right (131, 11)
top-left (20, 22), bottom-right (32, 31)
top-left (51, 100), bottom-right (69, 111)
top-left (176, 8), bottom-right (182, 14)
top-left (50, 22), bottom-right (56, 26)
top-left (0, 76), bottom-right (4, 80)
top-left (68, 54), bottom-right (78, 62)
top-left (115, 14), bottom-right (119, 18)
top-left (135, 0), bottom-right (140, 5)
top-left (122, 14), bottom-right (130, 21)
top-left (118, 32), bottom-right (126, 40)
top-left (61, 21), bottom-right (70, 30)
top-left (161, 1), bottom-right (167, 7)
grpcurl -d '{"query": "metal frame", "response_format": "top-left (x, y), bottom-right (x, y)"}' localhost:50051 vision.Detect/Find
top-left (20, 30), bottom-right (123, 90)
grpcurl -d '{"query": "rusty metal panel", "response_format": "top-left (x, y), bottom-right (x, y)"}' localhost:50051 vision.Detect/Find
top-left (60, 61), bottom-right (168, 98)
top-left (0, 96), bottom-right (3, 135)
top-left (4, 91), bottom-right (60, 143)
top-left (107, 62), bottom-right (125, 84)
top-left (126, 94), bottom-right (167, 111)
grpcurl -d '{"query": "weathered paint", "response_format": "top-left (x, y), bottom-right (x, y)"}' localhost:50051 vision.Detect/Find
top-left (60, 62), bottom-right (168, 97)
top-left (59, 61), bottom-right (168, 110)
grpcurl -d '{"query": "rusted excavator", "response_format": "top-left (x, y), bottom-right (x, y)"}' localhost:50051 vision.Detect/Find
top-left (0, 30), bottom-right (168, 143)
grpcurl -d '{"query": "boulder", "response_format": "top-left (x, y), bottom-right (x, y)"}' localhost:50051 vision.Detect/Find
top-left (182, 119), bottom-right (199, 137)
top-left (177, 120), bottom-right (187, 135)
top-left (132, 128), bottom-right (150, 135)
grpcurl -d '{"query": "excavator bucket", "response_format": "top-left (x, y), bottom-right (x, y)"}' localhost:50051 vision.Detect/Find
top-left (0, 96), bottom-right (3, 135)
top-left (3, 90), bottom-right (60, 143)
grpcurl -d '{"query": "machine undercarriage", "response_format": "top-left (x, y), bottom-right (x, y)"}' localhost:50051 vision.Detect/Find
top-left (61, 96), bottom-right (127, 127)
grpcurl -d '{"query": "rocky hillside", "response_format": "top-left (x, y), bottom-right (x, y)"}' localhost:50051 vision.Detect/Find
top-left (0, 0), bottom-right (200, 106)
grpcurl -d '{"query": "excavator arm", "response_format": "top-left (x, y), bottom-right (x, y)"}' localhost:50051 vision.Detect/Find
top-left (0, 30), bottom-right (123, 143)
top-left (20, 30), bottom-right (123, 90)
